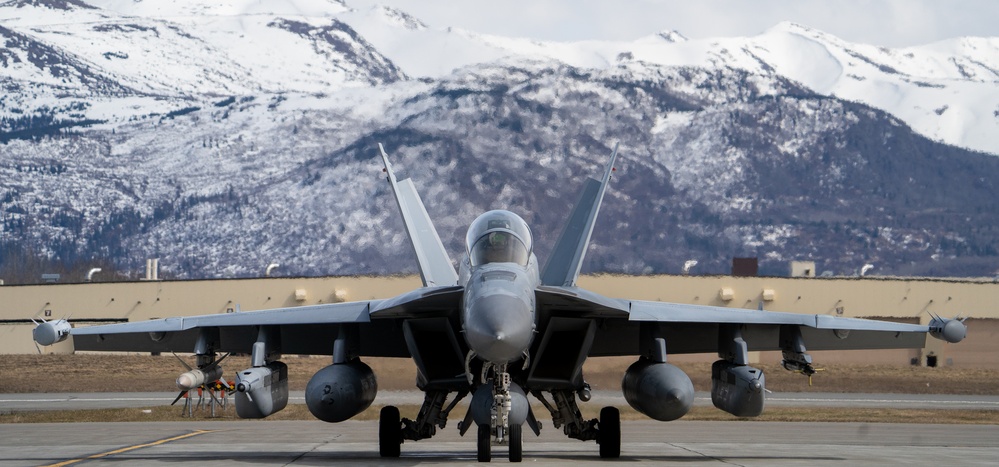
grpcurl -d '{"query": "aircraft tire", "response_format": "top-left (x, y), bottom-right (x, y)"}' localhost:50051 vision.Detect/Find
top-left (508, 423), bottom-right (523, 462)
top-left (599, 406), bottom-right (621, 458)
top-left (477, 424), bottom-right (491, 462)
top-left (379, 406), bottom-right (402, 457)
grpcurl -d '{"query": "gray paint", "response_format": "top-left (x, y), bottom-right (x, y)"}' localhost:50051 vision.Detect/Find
top-left (29, 144), bottom-right (973, 459)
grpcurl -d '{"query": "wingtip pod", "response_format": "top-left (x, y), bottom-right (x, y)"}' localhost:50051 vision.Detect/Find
top-left (928, 317), bottom-right (967, 343)
top-left (32, 319), bottom-right (72, 346)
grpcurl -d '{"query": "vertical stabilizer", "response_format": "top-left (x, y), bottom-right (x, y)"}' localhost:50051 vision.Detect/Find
top-left (541, 144), bottom-right (619, 286)
top-left (379, 144), bottom-right (458, 287)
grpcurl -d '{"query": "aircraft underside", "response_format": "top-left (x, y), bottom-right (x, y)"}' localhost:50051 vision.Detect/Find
top-left (371, 314), bottom-right (777, 461)
top-left (377, 352), bottom-right (619, 462)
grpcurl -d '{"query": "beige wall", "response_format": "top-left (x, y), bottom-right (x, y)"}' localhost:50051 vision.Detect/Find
top-left (2, 274), bottom-right (996, 365)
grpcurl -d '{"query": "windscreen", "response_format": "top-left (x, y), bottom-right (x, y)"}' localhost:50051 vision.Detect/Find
top-left (466, 210), bottom-right (533, 266)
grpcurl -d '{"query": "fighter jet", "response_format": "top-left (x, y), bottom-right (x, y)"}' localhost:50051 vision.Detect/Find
top-left (33, 144), bottom-right (968, 462)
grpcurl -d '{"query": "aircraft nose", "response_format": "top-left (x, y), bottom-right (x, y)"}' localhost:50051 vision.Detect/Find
top-left (464, 293), bottom-right (533, 364)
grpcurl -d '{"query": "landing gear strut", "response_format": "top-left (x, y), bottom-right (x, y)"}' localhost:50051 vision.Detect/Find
top-left (533, 388), bottom-right (619, 458)
top-left (378, 389), bottom-right (468, 458)
top-left (473, 362), bottom-right (525, 462)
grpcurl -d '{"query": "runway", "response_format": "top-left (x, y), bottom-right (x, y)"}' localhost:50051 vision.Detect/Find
top-left (2, 420), bottom-right (997, 466)
top-left (4, 390), bottom-right (999, 411)
top-left (3, 391), bottom-right (998, 465)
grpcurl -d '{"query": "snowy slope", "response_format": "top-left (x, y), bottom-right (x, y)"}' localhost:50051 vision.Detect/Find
top-left (0, 0), bottom-right (999, 154)
top-left (2, 1), bottom-right (996, 154)
top-left (1, 0), bottom-right (402, 97)
top-left (362, 20), bottom-right (999, 155)
top-left (3, 0), bottom-right (999, 280)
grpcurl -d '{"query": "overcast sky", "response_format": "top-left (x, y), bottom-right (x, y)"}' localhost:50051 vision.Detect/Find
top-left (366, 0), bottom-right (999, 47)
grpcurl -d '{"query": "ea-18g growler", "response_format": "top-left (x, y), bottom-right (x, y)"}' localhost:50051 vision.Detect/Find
top-left (34, 144), bottom-right (967, 462)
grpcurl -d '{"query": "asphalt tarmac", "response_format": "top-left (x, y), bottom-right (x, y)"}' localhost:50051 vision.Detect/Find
top-left (2, 420), bottom-right (997, 466)
top-left (4, 390), bottom-right (999, 411)
top-left (3, 392), bottom-right (998, 465)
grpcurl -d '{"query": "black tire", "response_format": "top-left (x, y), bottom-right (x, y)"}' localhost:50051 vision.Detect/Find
top-left (379, 406), bottom-right (402, 458)
top-left (477, 424), bottom-right (491, 462)
top-left (508, 423), bottom-right (523, 462)
top-left (599, 406), bottom-right (621, 459)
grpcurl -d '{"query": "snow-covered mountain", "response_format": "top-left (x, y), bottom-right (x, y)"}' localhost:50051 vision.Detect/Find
top-left (3, 0), bottom-right (997, 153)
top-left (2, 0), bottom-right (998, 280)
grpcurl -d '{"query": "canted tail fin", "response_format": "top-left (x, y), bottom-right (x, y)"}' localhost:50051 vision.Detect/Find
top-left (379, 144), bottom-right (458, 287)
top-left (541, 143), bottom-right (619, 287)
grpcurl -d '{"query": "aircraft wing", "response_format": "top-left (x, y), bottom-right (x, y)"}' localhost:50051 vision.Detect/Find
top-left (70, 301), bottom-right (376, 335)
top-left (541, 144), bottom-right (618, 287)
top-left (535, 143), bottom-right (964, 358)
top-left (379, 144), bottom-right (458, 287)
top-left (624, 299), bottom-right (933, 352)
top-left (535, 286), bottom-right (964, 356)
top-left (36, 286), bottom-right (464, 357)
top-left (34, 145), bottom-right (467, 358)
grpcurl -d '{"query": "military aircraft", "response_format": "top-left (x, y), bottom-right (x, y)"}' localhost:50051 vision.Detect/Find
top-left (33, 144), bottom-right (968, 462)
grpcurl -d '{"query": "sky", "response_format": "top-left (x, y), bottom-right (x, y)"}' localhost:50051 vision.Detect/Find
top-left (363, 0), bottom-right (999, 47)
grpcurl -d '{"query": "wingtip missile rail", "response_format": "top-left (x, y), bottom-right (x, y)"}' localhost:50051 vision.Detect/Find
top-left (928, 316), bottom-right (968, 344)
top-left (32, 319), bottom-right (72, 346)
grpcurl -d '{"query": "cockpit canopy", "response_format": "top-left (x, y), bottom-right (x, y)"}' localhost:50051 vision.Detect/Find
top-left (466, 210), bottom-right (533, 267)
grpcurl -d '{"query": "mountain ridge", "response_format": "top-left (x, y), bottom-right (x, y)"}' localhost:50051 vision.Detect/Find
top-left (1, 0), bottom-right (998, 281)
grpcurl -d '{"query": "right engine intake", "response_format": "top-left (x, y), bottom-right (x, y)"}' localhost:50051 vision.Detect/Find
top-left (711, 360), bottom-right (766, 417)
top-left (234, 361), bottom-right (289, 419)
top-left (622, 359), bottom-right (694, 421)
top-left (305, 360), bottom-right (377, 423)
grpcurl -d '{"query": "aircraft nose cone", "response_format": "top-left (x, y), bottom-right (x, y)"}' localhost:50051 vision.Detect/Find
top-left (464, 293), bottom-right (533, 364)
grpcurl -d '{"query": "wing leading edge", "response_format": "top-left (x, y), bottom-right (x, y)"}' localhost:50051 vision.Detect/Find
top-left (69, 301), bottom-right (375, 336)
top-left (49, 300), bottom-right (381, 355)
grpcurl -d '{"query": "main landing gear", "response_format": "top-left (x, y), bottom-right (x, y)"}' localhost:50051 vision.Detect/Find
top-left (379, 366), bottom-right (619, 461)
top-left (379, 406), bottom-right (402, 458)
top-left (379, 389), bottom-right (468, 458)
top-left (598, 406), bottom-right (620, 459)
top-left (533, 388), bottom-right (621, 459)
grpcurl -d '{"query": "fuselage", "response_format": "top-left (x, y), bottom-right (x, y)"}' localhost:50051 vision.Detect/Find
top-left (458, 210), bottom-right (540, 364)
